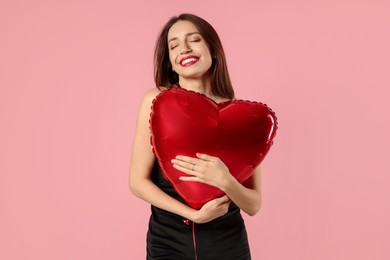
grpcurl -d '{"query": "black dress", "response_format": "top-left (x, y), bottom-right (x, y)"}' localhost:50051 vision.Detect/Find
top-left (146, 158), bottom-right (251, 260)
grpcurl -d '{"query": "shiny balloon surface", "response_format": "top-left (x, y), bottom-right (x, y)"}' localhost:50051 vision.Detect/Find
top-left (150, 87), bottom-right (278, 209)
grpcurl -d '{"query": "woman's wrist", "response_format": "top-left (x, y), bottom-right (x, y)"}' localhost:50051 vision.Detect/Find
top-left (182, 207), bottom-right (200, 223)
top-left (190, 210), bottom-right (201, 223)
top-left (219, 172), bottom-right (238, 193)
top-left (189, 209), bottom-right (210, 224)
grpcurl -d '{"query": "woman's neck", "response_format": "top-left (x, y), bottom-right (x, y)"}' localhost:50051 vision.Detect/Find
top-left (178, 76), bottom-right (213, 97)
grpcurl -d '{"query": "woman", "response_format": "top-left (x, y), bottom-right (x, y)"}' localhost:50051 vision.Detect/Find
top-left (129, 13), bottom-right (262, 260)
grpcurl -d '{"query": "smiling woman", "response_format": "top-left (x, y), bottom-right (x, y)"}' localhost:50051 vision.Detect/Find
top-left (153, 13), bottom-right (235, 101)
top-left (129, 13), bottom-right (261, 260)
top-left (167, 21), bottom-right (213, 81)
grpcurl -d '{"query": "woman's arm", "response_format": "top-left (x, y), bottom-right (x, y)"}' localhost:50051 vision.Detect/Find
top-left (222, 166), bottom-right (262, 216)
top-left (172, 153), bottom-right (262, 216)
top-left (128, 87), bottom-right (231, 223)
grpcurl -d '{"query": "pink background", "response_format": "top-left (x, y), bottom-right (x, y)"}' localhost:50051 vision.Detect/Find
top-left (1, 0), bottom-right (389, 259)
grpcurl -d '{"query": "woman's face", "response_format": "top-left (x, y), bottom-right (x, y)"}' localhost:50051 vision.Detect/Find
top-left (167, 20), bottom-right (213, 80)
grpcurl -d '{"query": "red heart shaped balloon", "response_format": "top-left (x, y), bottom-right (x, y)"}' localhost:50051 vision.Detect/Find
top-left (149, 87), bottom-right (278, 209)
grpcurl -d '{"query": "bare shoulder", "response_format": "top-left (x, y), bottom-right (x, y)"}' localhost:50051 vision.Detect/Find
top-left (141, 86), bottom-right (168, 104)
top-left (136, 86), bottom-right (168, 120)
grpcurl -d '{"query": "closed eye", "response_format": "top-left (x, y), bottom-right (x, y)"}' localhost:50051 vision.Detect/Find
top-left (189, 38), bottom-right (200, 42)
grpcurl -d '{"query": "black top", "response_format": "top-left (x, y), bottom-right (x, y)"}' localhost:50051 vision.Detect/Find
top-left (146, 158), bottom-right (251, 260)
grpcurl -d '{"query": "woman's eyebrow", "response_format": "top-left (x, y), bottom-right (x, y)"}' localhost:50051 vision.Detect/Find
top-left (168, 32), bottom-right (200, 43)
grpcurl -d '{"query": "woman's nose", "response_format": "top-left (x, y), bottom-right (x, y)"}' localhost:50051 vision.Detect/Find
top-left (180, 43), bottom-right (192, 54)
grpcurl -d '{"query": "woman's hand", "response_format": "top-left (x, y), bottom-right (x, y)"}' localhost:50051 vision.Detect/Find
top-left (171, 153), bottom-right (235, 190)
top-left (172, 152), bottom-right (262, 217)
top-left (192, 195), bottom-right (231, 224)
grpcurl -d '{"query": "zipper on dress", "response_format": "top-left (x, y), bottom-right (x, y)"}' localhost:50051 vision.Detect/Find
top-left (192, 221), bottom-right (198, 260)
top-left (182, 219), bottom-right (198, 260)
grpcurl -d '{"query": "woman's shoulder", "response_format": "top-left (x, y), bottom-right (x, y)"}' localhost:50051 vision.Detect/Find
top-left (141, 86), bottom-right (169, 104)
top-left (135, 86), bottom-right (169, 122)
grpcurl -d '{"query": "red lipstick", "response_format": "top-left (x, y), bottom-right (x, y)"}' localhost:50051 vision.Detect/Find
top-left (180, 55), bottom-right (199, 67)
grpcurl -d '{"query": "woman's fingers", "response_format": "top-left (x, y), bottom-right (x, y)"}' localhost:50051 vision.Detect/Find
top-left (174, 153), bottom-right (217, 164)
top-left (216, 195), bottom-right (230, 204)
top-left (195, 153), bottom-right (216, 161)
top-left (172, 154), bottom-right (229, 189)
top-left (174, 155), bottom-right (199, 164)
top-left (173, 164), bottom-right (196, 176)
top-left (171, 158), bottom-right (195, 171)
top-left (179, 176), bottom-right (199, 181)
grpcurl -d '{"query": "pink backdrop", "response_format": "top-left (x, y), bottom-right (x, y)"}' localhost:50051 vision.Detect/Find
top-left (1, 0), bottom-right (389, 259)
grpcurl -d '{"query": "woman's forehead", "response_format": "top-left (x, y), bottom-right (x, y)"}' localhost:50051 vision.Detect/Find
top-left (168, 20), bottom-right (200, 39)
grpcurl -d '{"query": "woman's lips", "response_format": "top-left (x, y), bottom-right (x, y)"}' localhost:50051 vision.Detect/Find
top-left (180, 56), bottom-right (199, 67)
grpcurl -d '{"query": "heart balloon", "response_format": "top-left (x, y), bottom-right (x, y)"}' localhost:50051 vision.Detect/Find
top-left (149, 87), bottom-right (278, 209)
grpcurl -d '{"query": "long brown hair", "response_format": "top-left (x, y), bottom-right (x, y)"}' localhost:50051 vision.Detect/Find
top-left (154, 13), bottom-right (235, 99)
